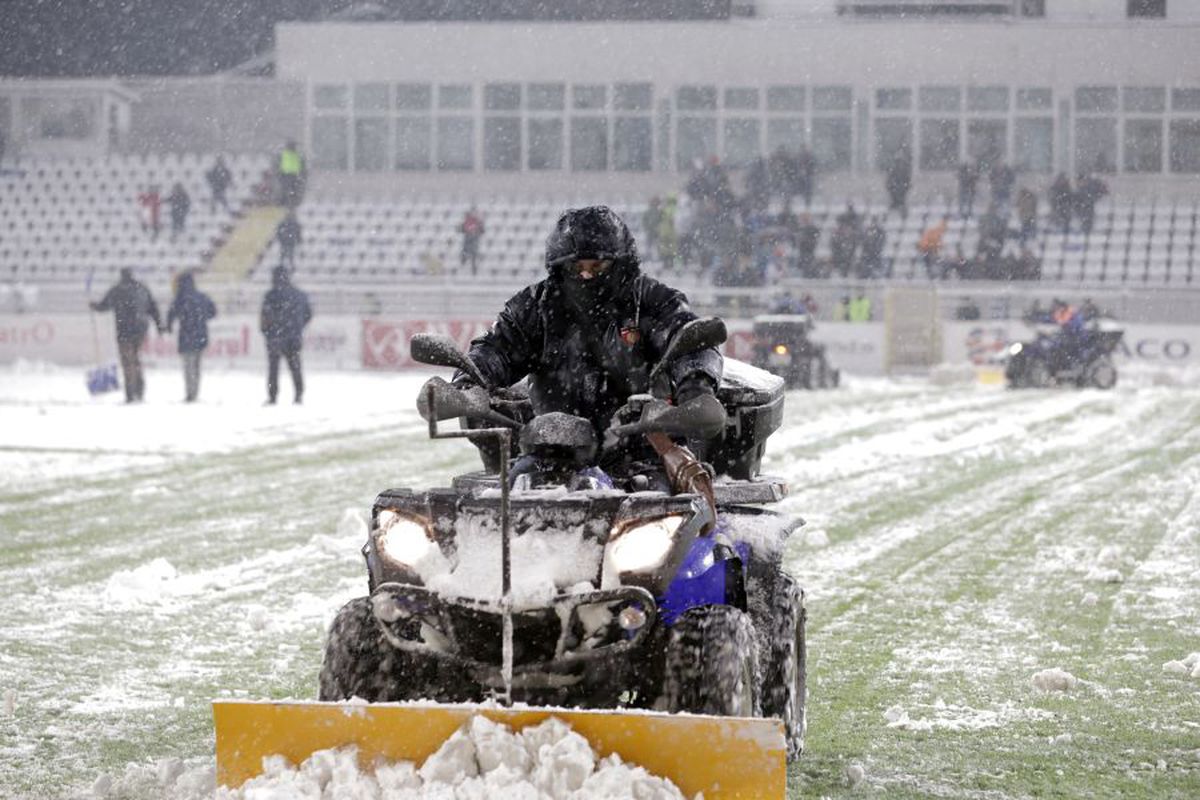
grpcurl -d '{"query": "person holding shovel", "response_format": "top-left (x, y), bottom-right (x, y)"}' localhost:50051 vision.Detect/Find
top-left (90, 268), bottom-right (163, 403)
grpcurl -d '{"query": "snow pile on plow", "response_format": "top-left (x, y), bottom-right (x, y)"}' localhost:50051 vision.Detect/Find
top-left (216, 715), bottom-right (692, 799)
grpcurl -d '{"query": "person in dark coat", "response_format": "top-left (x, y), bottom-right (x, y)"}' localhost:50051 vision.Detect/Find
top-left (260, 265), bottom-right (313, 405)
top-left (885, 150), bottom-right (912, 216)
top-left (206, 156), bottom-right (233, 214)
top-left (450, 205), bottom-right (722, 472)
top-left (275, 211), bottom-right (303, 268)
top-left (90, 268), bottom-right (163, 403)
top-left (459, 206), bottom-right (485, 275)
top-left (166, 271), bottom-right (217, 402)
top-left (795, 212), bottom-right (821, 278)
top-left (1049, 173), bottom-right (1073, 234)
top-left (1073, 172), bottom-right (1108, 236)
top-left (956, 160), bottom-right (980, 219)
top-left (167, 182), bottom-right (191, 240)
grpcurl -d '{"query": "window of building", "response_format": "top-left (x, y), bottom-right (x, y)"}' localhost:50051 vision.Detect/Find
top-left (920, 117), bottom-right (960, 171)
top-left (1075, 117), bottom-right (1117, 173)
top-left (1124, 118), bottom-right (1163, 172)
top-left (876, 88), bottom-right (911, 111)
top-left (614, 116), bottom-right (652, 171)
top-left (967, 119), bottom-right (1007, 166)
top-left (724, 87), bottom-right (759, 111)
top-left (1019, 0), bottom-right (1045, 16)
top-left (676, 116), bottom-right (717, 170)
top-left (395, 84), bottom-right (431, 111)
top-left (967, 86), bottom-right (1009, 113)
top-left (1173, 88), bottom-right (1200, 112)
top-left (1016, 88), bottom-right (1052, 111)
top-left (311, 116), bottom-right (348, 170)
top-left (1127, 0), bottom-right (1166, 18)
top-left (354, 118), bottom-right (389, 171)
top-left (573, 85), bottom-right (608, 111)
top-left (766, 118), bottom-right (805, 155)
top-left (314, 85), bottom-right (347, 110)
top-left (723, 117), bottom-right (760, 167)
top-left (615, 83), bottom-right (652, 112)
top-left (1015, 117), bottom-right (1053, 173)
top-left (24, 97), bottom-right (97, 140)
top-left (395, 117), bottom-right (431, 170)
top-left (484, 117), bottom-right (520, 171)
top-left (354, 83), bottom-right (390, 113)
top-left (527, 83), bottom-right (565, 111)
top-left (766, 86), bottom-right (805, 112)
top-left (485, 84), bottom-right (520, 111)
top-left (436, 117), bottom-right (474, 170)
top-left (813, 86), bottom-right (852, 112)
top-left (812, 117), bottom-right (852, 171)
top-left (874, 118), bottom-right (912, 169)
top-left (1075, 86), bottom-right (1118, 113)
top-left (527, 118), bottom-right (563, 170)
top-left (1123, 86), bottom-right (1166, 113)
top-left (919, 86), bottom-right (962, 113)
top-left (1169, 120), bottom-right (1200, 173)
top-left (438, 85), bottom-right (472, 110)
top-left (571, 116), bottom-right (608, 170)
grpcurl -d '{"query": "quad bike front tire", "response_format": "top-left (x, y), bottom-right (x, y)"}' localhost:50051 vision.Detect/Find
top-left (318, 596), bottom-right (473, 703)
top-left (1027, 359), bottom-right (1053, 389)
top-left (1087, 357), bottom-right (1118, 389)
top-left (662, 605), bottom-right (760, 718)
top-left (758, 572), bottom-right (807, 760)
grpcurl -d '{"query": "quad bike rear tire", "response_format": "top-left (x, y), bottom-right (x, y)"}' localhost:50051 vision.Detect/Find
top-left (758, 572), bottom-right (807, 760)
top-left (318, 596), bottom-right (474, 704)
top-left (662, 605), bottom-right (760, 718)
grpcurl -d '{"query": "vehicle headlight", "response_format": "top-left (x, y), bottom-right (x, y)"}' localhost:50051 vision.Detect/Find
top-left (376, 510), bottom-right (436, 567)
top-left (773, 344), bottom-right (789, 356)
top-left (606, 515), bottom-right (686, 574)
top-left (1009, 342), bottom-right (1023, 355)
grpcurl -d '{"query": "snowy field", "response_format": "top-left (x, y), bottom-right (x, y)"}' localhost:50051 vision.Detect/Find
top-left (1, 361), bottom-right (1199, 799)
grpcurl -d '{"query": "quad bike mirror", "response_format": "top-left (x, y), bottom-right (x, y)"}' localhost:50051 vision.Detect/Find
top-left (410, 333), bottom-right (490, 388)
top-left (417, 376), bottom-right (520, 427)
top-left (605, 392), bottom-right (727, 444)
top-left (658, 318), bottom-right (727, 368)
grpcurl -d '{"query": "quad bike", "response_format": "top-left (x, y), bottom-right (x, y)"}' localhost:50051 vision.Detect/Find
top-left (1005, 319), bottom-right (1124, 389)
top-left (751, 313), bottom-right (839, 390)
top-left (317, 318), bottom-right (808, 762)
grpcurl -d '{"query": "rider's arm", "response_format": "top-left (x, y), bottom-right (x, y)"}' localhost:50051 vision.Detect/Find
top-left (456, 286), bottom-right (542, 390)
top-left (639, 279), bottom-right (723, 399)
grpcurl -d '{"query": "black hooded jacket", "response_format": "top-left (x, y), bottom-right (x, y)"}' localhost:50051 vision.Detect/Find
top-left (460, 248), bottom-right (722, 438)
top-left (92, 273), bottom-right (162, 343)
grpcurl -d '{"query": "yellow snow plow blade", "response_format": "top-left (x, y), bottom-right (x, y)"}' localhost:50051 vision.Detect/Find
top-left (214, 700), bottom-right (786, 799)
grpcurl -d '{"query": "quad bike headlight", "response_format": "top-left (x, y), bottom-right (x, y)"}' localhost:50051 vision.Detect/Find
top-left (606, 515), bottom-right (686, 575)
top-left (375, 510), bottom-right (436, 568)
top-left (773, 344), bottom-right (789, 356)
top-left (1009, 342), bottom-right (1023, 356)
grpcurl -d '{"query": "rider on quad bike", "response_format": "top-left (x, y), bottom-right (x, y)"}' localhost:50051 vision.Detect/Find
top-left (319, 206), bottom-right (808, 759)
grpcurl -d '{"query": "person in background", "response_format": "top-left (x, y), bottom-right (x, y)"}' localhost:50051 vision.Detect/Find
top-left (849, 291), bottom-right (872, 323)
top-left (885, 149), bottom-right (912, 216)
top-left (657, 195), bottom-right (679, 272)
top-left (275, 211), bottom-right (303, 269)
top-left (917, 216), bottom-right (949, 280)
top-left (260, 265), bottom-right (313, 405)
top-left (641, 197), bottom-right (663, 261)
top-left (277, 140), bottom-right (306, 209)
top-left (832, 295), bottom-right (851, 322)
top-left (167, 182), bottom-right (191, 240)
top-left (206, 156), bottom-right (233, 214)
top-left (956, 160), bottom-right (980, 219)
top-left (859, 216), bottom-right (886, 278)
top-left (138, 185), bottom-right (162, 240)
top-left (90, 267), bottom-right (163, 403)
top-left (166, 271), bottom-right (217, 403)
top-left (459, 206), bottom-right (486, 275)
top-left (955, 297), bottom-right (982, 320)
top-left (989, 161), bottom-right (1016, 210)
top-left (1016, 187), bottom-right (1039, 245)
top-left (1049, 173), bottom-right (1073, 234)
top-left (796, 212), bottom-right (821, 279)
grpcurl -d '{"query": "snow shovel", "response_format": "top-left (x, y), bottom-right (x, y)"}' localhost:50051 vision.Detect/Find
top-left (213, 701), bottom-right (786, 798)
top-left (85, 271), bottom-right (120, 396)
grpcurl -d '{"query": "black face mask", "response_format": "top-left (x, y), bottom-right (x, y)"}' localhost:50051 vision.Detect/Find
top-left (560, 272), bottom-right (615, 315)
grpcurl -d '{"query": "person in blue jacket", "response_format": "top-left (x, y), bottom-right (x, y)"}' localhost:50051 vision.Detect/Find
top-left (166, 271), bottom-right (217, 402)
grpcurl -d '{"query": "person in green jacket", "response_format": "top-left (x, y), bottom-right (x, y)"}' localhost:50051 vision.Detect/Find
top-left (277, 140), bottom-right (306, 209)
top-left (848, 291), bottom-right (872, 323)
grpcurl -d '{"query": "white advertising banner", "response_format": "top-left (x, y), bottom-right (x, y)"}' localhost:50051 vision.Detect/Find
top-left (0, 314), bottom-right (361, 370)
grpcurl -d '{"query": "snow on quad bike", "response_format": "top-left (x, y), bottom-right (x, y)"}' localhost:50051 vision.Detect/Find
top-left (319, 318), bottom-right (808, 759)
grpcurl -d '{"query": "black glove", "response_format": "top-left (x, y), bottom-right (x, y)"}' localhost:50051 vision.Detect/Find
top-left (673, 373), bottom-right (717, 404)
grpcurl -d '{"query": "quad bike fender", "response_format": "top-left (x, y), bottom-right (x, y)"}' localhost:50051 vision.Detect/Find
top-left (657, 535), bottom-right (747, 626)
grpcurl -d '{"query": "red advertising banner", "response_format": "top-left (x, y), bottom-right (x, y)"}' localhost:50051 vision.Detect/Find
top-left (362, 319), bottom-right (493, 369)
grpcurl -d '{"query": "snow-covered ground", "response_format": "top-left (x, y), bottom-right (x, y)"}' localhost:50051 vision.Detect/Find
top-left (1, 362), bottom-right (1198, 798)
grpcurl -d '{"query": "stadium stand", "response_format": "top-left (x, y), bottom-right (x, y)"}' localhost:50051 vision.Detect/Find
top-left (2, 154), bottom-right (1197, 292)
